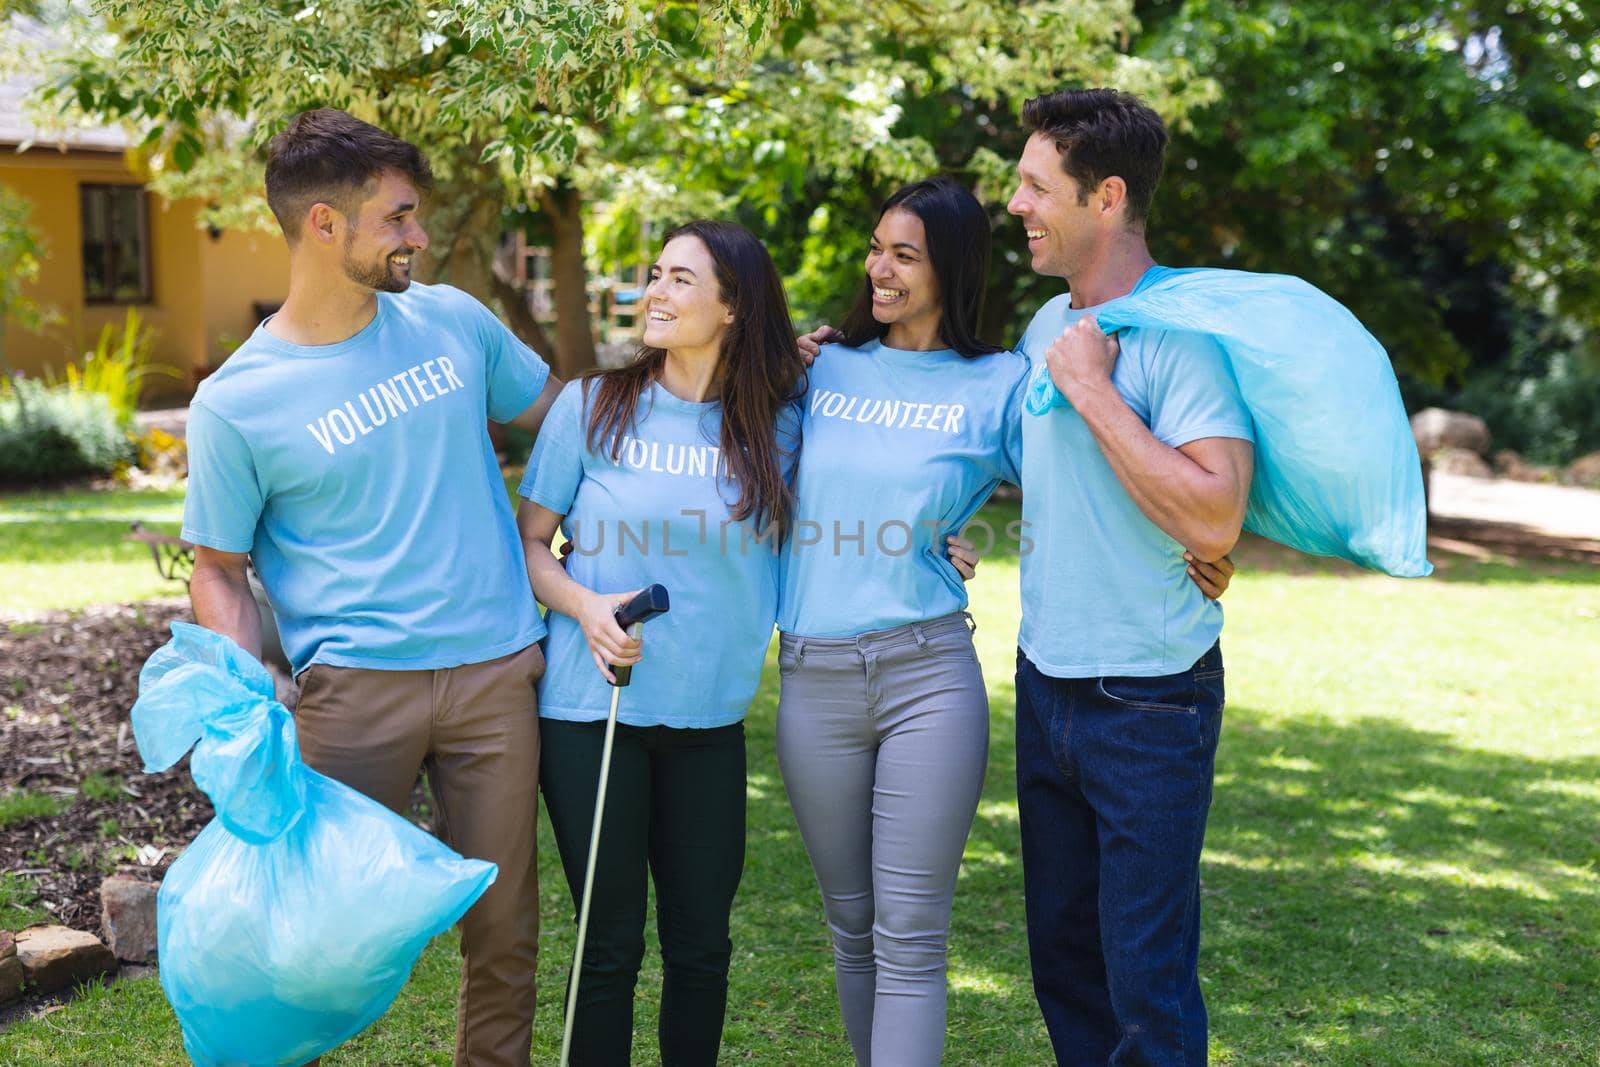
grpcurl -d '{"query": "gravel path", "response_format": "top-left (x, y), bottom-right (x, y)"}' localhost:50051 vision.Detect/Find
top-left (1430, 472), bottom-right (1600, 541)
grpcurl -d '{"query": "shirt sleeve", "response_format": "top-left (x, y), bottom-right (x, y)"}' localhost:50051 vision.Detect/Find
top-left (465, 291), bottom-right (551, 424)
top-left (518, 381), bottom-right (587, 514)
top-left (180, 401), bottom-right (265, 553)
top-left (998, 356), bottom-right (1029, 486)
top-left (1144, 331), bottom-right (1256, 449)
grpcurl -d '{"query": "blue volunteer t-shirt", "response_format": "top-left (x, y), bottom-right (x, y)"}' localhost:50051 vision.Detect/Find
top-left (1017, 265), bottom-right (1255, 678)
top-left (182, 282), bottom-right (551, 675)
top-left (520, 380), bottom-right (795, 728)
top-left (777, 340), bottom-right (1028, 637)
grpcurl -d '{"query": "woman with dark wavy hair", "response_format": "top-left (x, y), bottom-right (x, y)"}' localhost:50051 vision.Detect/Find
top-left (516, 220), bottom-right (804, 1066)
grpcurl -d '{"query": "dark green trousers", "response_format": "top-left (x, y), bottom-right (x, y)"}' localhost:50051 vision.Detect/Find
top-left (541, 718), bottom-right (747, 1067)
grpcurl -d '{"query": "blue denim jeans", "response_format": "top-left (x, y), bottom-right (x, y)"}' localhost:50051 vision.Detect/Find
top-left (1014, 644), bottom-right (1225, 1067)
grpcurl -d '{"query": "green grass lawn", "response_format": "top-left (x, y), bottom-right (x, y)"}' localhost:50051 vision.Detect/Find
top-left (2, 493), bottom-right (1598, 1065)
top-left (0, 486), bottom-right (188, 613)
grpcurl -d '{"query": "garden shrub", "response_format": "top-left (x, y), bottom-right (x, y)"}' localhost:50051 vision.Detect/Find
top-left (0, 308), bottom-right (162, 485)
top-left (66, 308), bottom-right (163, 424)
top-left (1403, 309), bottom-right (1600, 467)
top-left (133, 424), bottom-right (188, 483)
top-left (0, 376), bottom-right (136, 484)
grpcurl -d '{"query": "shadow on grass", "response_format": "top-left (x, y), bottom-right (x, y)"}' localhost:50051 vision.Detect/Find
top-left (916, 692), bottom-right (1600, 1065)
top-left (0, 486), bottom-right (184, 514)
top-left (5, 653), bottom-right (1594, 1064)
top-left (1226, 530), bottom-right (1600, 588)
top-left (1201, 708), bottom-right (1599, 1065)
top-left (0, 487), bottom-right (184, 570)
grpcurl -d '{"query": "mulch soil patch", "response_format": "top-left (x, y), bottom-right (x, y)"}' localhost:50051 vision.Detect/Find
top-left (1, 600), bottom-right (203, 933)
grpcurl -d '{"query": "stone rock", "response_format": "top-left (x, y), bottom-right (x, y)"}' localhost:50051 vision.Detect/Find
top-left (100, 876), bottom-right (159, 962)
top-left (1411, 407), bottom-right (1491, 456)
top-left (1565, 450), bottom-right (1600, 489)
top-left (15, 926), bottom-right (116, 995)
top-left (0, 931), bottom-right (20, 1004)
top-left (1493, 449), bottom-right (1556, 484)
top-left (1428, 446), bottom-right (1492, 479)
top-left (0, 955), bottom-right (22, 1004)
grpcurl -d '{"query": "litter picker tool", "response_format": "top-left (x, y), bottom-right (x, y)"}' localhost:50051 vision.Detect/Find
top-left (560, 583), bottom-right (670, 1067)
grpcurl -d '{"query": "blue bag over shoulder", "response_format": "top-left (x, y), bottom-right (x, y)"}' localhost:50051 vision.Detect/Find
top-left (133, 622), bottom-right (497, 1067)
top-left (1024, 268), bottom-right (1432, 577)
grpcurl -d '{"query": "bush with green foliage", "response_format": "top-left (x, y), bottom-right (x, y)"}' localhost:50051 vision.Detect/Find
top-left (1436, 362), bottom-right (1600, 468)
top-left (0, 376), bottom-right (136, 484)
top-left (0, 309), bottom-right (159, 484)
top-left (1407, 312), bottom-right (1600, 466)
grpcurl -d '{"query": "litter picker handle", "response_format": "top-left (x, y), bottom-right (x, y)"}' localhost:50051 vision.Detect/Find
top-left (562, 584), bottom-right (669, 1067)
top-left (614, 584), bottom-right (670, 631)
top-left (611, 584), bottom-right (670, 687)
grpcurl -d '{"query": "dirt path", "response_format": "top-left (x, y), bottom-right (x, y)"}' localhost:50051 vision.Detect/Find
top-left (1430, 472), bottom-right (1600, 540)
top-left (1427, 472), bottom-right (1600, 563)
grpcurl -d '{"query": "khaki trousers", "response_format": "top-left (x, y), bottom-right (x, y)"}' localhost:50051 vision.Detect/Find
top-left (294, 642), bottom-right (544, 1067)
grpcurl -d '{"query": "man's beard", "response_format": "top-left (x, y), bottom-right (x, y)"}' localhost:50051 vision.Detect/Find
top-left (343, 239), bottom-right (412, 293)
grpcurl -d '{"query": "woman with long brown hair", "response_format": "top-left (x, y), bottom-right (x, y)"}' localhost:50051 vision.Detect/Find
top-left (516, 220), bottom-right (804, 1065)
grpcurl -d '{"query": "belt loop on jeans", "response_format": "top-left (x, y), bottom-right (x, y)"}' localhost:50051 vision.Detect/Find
top-left (963, 611), bottom-right (977, 634)
top-left (793, 637), bottom-right (807, 666)
top-left (912, 622), bottom-right (931, 652)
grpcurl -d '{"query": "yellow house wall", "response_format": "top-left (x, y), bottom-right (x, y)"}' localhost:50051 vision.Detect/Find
top-left (199, 224), bottom-right (289, 373)
top-left (1, 150), bottom-right (288, 401)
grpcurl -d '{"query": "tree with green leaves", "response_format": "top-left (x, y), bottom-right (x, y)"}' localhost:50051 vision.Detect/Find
top-left (1133, 0), bottom-right (1600, 394)
top-left (41, 0), bottom-right (1208, 375)
top-left (41, 0), bottom-right (796, 377)
top-left (576, 0), bottom-right (1213, 336)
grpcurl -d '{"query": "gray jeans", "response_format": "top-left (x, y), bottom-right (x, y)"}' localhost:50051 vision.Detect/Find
top-left (775, 612), bottom-right (990, 1067)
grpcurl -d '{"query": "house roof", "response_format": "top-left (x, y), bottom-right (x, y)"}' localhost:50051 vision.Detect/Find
top-left (1, 15), bottom-right (130, 153)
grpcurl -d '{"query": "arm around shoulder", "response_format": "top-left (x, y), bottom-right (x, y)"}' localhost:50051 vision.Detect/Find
top-left (507, 374), bottom-right (565, 436)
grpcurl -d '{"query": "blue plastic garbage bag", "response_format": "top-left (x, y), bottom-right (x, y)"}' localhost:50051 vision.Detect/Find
top-left (133, 622), bottom-right (497, 1067)
top-left (1023, 268), bottom-right (1431, 577)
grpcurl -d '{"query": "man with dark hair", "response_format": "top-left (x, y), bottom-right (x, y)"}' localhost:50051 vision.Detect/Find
top-left (264, 108), bottom-right (437, 243)
top-left (182, 107), bottom-right (561, 1066)
top-left (1006, 88), bottom-right (1256, 1066)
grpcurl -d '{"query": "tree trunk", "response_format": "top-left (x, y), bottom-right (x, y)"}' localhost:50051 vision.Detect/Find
top-left (490, 272), bottom-right (560, 362)
top-left (538, 181), bottom-right (597, 379)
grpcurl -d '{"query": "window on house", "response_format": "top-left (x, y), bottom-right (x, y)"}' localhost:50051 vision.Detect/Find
top-left (80, 184), bottom-right (152, 303)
